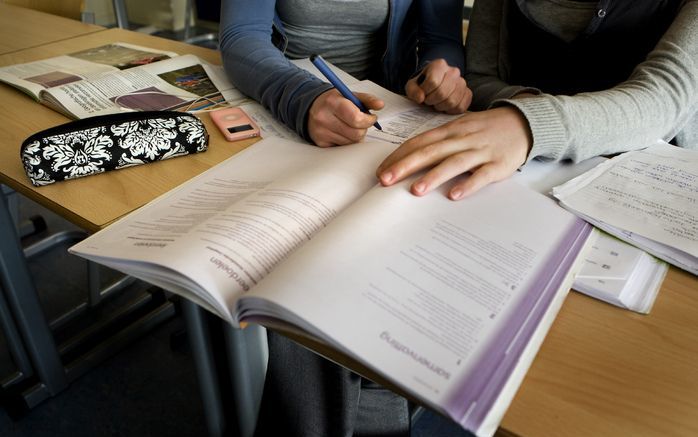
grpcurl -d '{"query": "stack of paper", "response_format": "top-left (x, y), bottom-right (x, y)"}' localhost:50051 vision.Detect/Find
top-left (552, 142), bottom-right (698, 276)
top-left (514, 157), bottom-right (671, 313)
top-left (573, 230), bottom-right (668, 313)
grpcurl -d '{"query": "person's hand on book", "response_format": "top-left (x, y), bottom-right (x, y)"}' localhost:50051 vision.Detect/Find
top-left (405, 59), bottom-right (472, 114)
top-left (376, 106), bottom-right (532, 200)
top-left (308, 90), bottom-right (384, 147)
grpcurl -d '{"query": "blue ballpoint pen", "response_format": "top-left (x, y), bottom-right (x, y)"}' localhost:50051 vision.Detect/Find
top-left (310, 54), bottom-right (382, 131)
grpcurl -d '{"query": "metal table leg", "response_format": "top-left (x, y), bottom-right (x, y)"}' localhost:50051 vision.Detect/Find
top-left (181, 300), bottom-right (228, 437)
top-left (223, 323), bottom-right (267, 437)
top-left (0, 187), bottom-right (68, 398)
top-left (0, 281), bottom-right (33, 385)
top-left (181, 300), bottom-right (268, 437)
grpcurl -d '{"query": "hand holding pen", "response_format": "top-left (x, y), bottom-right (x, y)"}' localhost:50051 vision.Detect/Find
top-left (307, 54), bottom-right (384, 147)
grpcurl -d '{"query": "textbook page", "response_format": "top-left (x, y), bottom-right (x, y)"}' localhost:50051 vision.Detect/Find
top-left (70, 138), bottom-right (397, 323)
top-left (236, 175), bottom-right (590, 436)
top-left (239, 101), bottom-right (304, 143)
top-left (39, 54), bottom-right (244, 119)
top-left (0, 42), bottom-right (177, 100)
top-left (240, 81), bottom-right (458, 146)
top-left (295, 57), bottom-right (461, 144)
top-left (552, 142), bottom-right (698, 276)
top-left (352, 80), bottom-right (461, 144)
top-left (70, 136), bottom-right (591, 436)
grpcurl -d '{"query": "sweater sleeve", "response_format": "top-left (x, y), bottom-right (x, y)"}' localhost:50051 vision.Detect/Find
top-left (464, 0), bottom-right (540, 109)
top-left (218, 0), bottom-right (332, 142)
top-left (466, 0), bottom-right (698, 163)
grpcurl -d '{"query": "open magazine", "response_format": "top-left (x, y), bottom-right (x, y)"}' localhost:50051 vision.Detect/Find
top-left (0, 42), bottom-right (244, 119)
top-left (70, 137), bottom-right (592, 437)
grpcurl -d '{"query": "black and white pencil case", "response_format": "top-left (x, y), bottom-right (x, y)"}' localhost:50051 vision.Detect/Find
top-left (20, 111), bottom-right (209, 186)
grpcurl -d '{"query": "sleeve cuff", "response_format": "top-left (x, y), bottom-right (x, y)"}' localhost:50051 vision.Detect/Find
top-left (294, 82), bottom-right (334, 143)
top-left (490, 96), bottom-right (568, 163)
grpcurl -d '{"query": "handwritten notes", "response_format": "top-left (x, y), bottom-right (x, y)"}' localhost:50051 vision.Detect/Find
top-left (553, 142), bottom-right (698, 276)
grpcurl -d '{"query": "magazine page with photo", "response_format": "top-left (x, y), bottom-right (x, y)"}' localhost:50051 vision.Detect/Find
top-left (0, 43), bottom-right (176, 99)
top-left (0, 43), bottom-right (245, 119)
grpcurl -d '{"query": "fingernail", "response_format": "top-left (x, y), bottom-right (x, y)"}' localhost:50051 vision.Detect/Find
top-left (413, 182), bottom-right (426, 195)
top-left (380, 171), bottom-right (393, 184)
top-left (417, 74), bottom-right (426, 85)
top-left (449, 189), bottom-right (463, 200)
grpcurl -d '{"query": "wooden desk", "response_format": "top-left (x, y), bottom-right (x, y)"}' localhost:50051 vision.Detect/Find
top-left (500, 268), bottom-right (698, 437)
top-left (0, 3), bottom-right (104, 55)
top-left (0, 28), bottom-right (255, 233)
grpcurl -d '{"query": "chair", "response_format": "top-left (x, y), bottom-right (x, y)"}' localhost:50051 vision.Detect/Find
top-left (0, 184), bottom-right (176, 414)
top-left (1, 0), bottom-right (95, 23)
top-left (182, 0), bottom-right (219, 48)
top-left (106, 0), bottom-right (218, 47)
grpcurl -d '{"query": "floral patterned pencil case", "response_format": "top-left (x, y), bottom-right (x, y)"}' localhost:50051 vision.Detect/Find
top-left (20, 111), bottom-right (209, 186)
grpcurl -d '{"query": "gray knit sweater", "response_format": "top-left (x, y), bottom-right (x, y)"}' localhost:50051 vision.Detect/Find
top-left (465, 0), bottom-right (698, 163)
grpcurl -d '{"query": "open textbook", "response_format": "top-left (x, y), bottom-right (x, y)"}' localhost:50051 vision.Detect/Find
top-left (552, 142), bottom-right (698, 277)
top-left (70, 137), bottom-right (592, 437)
top-left (0, 42), bottom-right (243, 119)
